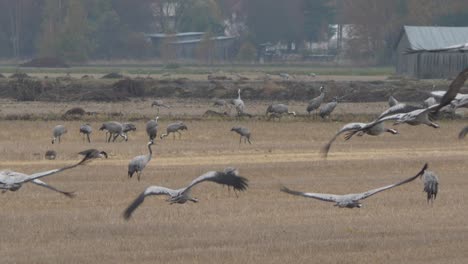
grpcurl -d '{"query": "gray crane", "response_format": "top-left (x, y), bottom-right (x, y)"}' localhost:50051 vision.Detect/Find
top-left (146, 116), bottom-right (159, 141)
top-left (229, 89), bottom-right (245, 115)
top-left (160, 122), bottom-right (187, 140)
top-left (423, 97), bottom-right (437, 108)
top-left (0, 154), bottom-right (92, 197)
top-left (51, 125), bottom-right (67, 144)
top-left (420, 169), bottom-right (438, 203)
top-left (306, 86), bottom-right (325, 115)
top-left (359, 67), bottom-right (468, 131)
top-left (231, 126), bottom-right (252, 144)
top-left (388, 95), bottom-right (399, 107)
top-left (266, 104), bottom-right (296, 120)
top-left (128, 141), bottom-right (154, 181)
top-left (78, 149), bottom-right (108, 159)
top-left (281, 163), bottom-right (428, 208)
top-left (45, 150), bottom-right (57, 160)
top-left (79, 124), bottom-right (92, 143)
top-left (321, 122), bottom-right (399, 158)
top-left (151, 100), bottom-right (170, 114)
top-left (122, 122), bottom-right (137, 141)
top-left (123, 167), bottom-right (248, 219)
top-left (212, 98), bottom-right (227, 107)
top-left (319, 97), bottom-right (338, 119)
top-left (99, 121), bottom-right (128, 143)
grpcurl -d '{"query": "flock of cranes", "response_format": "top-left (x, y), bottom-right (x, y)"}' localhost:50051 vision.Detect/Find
top-left (2, 65), bottom-right (468, 226)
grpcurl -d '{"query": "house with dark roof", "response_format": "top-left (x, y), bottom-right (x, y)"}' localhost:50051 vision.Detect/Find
top-left (395, 26), bottom-right (468, 79)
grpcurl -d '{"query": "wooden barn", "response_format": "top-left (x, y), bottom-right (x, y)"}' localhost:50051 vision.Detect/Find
top-left (395, 26), bottom-right (468, 79)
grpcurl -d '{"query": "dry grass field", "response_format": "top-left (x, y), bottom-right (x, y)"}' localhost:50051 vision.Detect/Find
top-left (1, 101), bottom-right (468, 263)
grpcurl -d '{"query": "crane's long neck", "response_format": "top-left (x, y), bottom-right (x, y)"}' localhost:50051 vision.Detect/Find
top-left (147, 143), bottom-right (153, 162)
top-left (237, 90), bottom-right (241, 100)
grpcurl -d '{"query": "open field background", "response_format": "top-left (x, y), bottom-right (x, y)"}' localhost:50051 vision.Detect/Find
top-left (1, 100), bottom-right (468, 263)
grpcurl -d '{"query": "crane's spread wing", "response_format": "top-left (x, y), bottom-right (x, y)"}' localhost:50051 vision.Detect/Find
top-left (320, 123), bottom-right (366, 158)
top-left (431, 68), bottom-right (468, 113)
top-left (355, 163), bottom-right (428, 201)
top-left (280, 186), bottom-right (340, 203)
top-left (184, 169), bottom-right (249, 193)
top-left (378, 104), bottom-right (421, 119)
top-left (31, 179), bottom-right (75, 198)
top-left (459, 126), bottom-right (468, 139)
top-left (24, 155), bottom-right (90, 183)
top-left (123, 186), bottom-right (176, 220)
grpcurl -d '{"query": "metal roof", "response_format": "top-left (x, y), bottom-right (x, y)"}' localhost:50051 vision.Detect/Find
top-left (145, 32), bottom-right (204, 38)
top-left (404, 26), bottom-right (468, 50)
top-left (172, 36), bottom-right (235, 45)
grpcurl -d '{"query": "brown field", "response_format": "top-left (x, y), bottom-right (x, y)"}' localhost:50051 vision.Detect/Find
top-left (1, 100), bottom-right (468, 263)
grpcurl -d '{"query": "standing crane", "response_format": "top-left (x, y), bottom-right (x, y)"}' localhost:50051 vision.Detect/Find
top-left (306, 86), bottom-right (325, 116)
top-left (151, 100), bottom-right (170, 114)
top-left (266, 104), bottom-right (296, 120)
top-left (231, 126), bottom-right (252, 144)
top-left (160, 122), bottom-right (188, 140)
top-left (128, 141), bottom-right (154, 181)
top-left (79, 124), bottom-right (92, 143)
top-left (146, 116), bottom-right (159, 141)
top-left (51, 125), bottom-right (67, 144)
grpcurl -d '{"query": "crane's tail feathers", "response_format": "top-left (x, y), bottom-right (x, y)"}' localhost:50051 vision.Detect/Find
top-left (123, 193), bottom-right (146, 220)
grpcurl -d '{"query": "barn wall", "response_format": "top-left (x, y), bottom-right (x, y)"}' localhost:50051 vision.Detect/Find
top-left (396, 31), bottom-right (468, 79)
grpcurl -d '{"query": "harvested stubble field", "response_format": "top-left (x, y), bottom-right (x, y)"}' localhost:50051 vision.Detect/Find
top-left (1, 101), bottom-right (468, 264)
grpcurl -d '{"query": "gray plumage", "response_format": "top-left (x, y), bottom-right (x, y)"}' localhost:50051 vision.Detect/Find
top-left (423, 97), bottom-right (437, 108)
top-left (79, 124), bottom-right (92, 143)
top-left (51, 125), bottom-right (67, 144)
top-left (151, 100), bottom-right (169, 114)
top-left (160, 122), bottom-right (188, 139)
top-left (0, 155), bottom-right (91, 197)
top-left (231, 126), bottom-right (251, 144)
top-left (212, 98), bottom-right (227, 107)
top-left (281, 163), bottom-right (428, 208)
top-left (388, 95), bottom-right (399, 107)
top-left (78, 149), bottom-right (108, 159)
top-left (321, 122), bottom-right (398, 158)
top-left (319, 97), bottom-right (338, 119)
top-left (361, 68), bottom-right (468, 132)
top-left (99, 121), bottom-right (128, 143)
top-left (229, 89), bottom-right (245, 115)
top-left (307, 86), bottom-right (325, 114)
top-left (122, 123), bottom-right (136, 133)
top-left (45, 150), bottom-right (57, 160)
top-left (266, 104), bottom-right (296, 120)
top-left (421, 170), bottom-right (438, 203)
top-left (146, 116), bottom-right (159, 141)
top-left (123, 167), bottom-right (248, 219)
top-left (378, 103), bottom-right (422, 119)
top-left (128, 141), bottom-right (154, 181)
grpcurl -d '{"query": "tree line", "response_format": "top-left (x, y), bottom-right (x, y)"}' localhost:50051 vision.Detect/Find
top-left (1, 0), bottom-right (467, 64)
